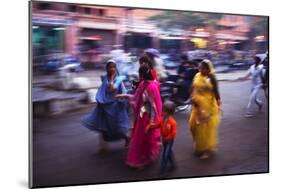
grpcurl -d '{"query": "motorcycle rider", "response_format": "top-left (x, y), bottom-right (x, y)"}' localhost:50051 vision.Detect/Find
top-left (175, 55), bottom-right (198, 102)
top-left (144, 48), bottom-right (167, 81)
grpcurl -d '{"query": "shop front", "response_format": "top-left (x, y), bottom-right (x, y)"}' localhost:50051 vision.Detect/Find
top-left (123, 32), bottom-right (153, 53)
top-left (121, 19), bottom-right (157, 54)
top-left (77, 20), bottom-right (118, 66)
top-left (32, 17), bottom-right (76, 66)
top-left (32, 25), bottom-right (65, 55)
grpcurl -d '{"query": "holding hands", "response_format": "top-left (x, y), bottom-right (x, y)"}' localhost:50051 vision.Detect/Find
top-left (145, 122), bottom-right (156, 133)
top-left (115, 94), bottom-right (129, 99)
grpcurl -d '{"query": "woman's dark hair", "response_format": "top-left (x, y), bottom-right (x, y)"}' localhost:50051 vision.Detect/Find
top-left (163, 100), bottom-right (176, 115)
top-left (254, 56), bottom-right (261, 64)
top-left (139, 55), bottom-right (154, 69)
top-left (200, 61), bottom-right (211, 72)
top-left (145, 51), bottom-right (154, 59)
top-left (139, 65), bottom-right (154, 81)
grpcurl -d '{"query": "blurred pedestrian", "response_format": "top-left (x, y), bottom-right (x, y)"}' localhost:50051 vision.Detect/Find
top-left (237, 56), bottom-right (265, 117)
top-left (189, 59), bottom-right (222, 159)
top-left (177, 54), bottom-right (189, 77)
top-left (262, 54), bottom-right (269, 99)
top-left (139, 55), bottom-right (159, 81)
top-left (132, 55), bottom-right (158, 91)
top-left (144, 48), bottom-right (167, 81)
top-left (82, 60), bottom-right (130, 150)
top-left (176, 55), bottom-right (199, 101)
top-left (116, 65), bottom-right (162, 168)
top-left (145, 100), bottom-right (177, 172)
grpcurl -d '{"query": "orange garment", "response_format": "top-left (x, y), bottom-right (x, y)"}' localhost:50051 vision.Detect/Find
top-left (148, 116), bottom-right (177, 141)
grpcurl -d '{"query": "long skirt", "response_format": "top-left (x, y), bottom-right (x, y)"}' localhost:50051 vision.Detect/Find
top-left (83, 101), bottom-right (129, 141)
top-left (126, 113), bottom-right (161, 168)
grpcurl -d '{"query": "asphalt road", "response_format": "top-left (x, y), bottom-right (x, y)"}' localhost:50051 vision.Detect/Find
top-left (32, 80), bottom-right (269, 188)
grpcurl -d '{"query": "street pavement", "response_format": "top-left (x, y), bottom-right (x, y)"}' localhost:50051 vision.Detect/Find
top-left (32, 69), bottom-right (248, 106)
top-left (33, 69), bottom-right (248, 88)
top-left (32, 80), bottom-right (268, 188)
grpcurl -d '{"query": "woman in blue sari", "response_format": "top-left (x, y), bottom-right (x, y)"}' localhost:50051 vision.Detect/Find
top-left (83, 60), bottom-right (129, 147)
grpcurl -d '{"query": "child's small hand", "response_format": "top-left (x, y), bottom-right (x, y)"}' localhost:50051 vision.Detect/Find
top-left (115, 94), bottom-right (128, 99)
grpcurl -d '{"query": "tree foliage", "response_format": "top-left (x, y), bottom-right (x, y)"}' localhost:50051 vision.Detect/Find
top-left (148, 11), bottom-right (222, 30)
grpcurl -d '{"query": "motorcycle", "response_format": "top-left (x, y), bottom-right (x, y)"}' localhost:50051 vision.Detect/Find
top-left (160, 73), bottom-right (192, 113)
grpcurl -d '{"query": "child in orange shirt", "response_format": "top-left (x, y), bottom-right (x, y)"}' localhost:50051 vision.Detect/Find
top-left (145, 101), bottom-right (177, 171)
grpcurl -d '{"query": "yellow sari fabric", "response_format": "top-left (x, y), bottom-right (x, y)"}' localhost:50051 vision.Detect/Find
top-left (189, 72), bottom-right (220, 153)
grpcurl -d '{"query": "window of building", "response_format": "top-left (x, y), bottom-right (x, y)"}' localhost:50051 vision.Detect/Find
top-left (68, 5), bottom-right (77, 12)
top-left (92, 9), bottom-right (98, 15)
top-left (91, 8), bottom-right (105, 16)
top-left (99, 9), bottom-right (105, 16)
top-left (85, 7), bottom-right (91, 14)
top-left (38, 3), bottom-right (51, 10)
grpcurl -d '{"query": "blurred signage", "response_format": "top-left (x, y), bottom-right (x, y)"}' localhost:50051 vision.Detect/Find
top-left (191, 38), bottom-right (208, 48)
top-left (126, 26), bottom-right (154, 33)
top-left (124, 19), bottom-right (156, 33)
top-left (79, 35), bottom-right (102, 40)
top-left (32, 18), bottom-right (74, 25)
top-left (189, 31), bottom-right (210, 38)
top-left (79, 21), bottom-right (118, 30)
top-left (216, 33), bottom-right (248, 40)
top-left (255, 35), bottom-right (265, 42)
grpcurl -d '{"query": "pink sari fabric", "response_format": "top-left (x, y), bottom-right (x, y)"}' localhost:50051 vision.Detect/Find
top-left (127, 80), bottom-right (162, 168)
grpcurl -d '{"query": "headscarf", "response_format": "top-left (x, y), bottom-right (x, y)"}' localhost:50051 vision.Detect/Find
top-left (201, 59), bottom-right (216, 75)
top-left (106, 59), bottom-right (119, 76)
top-left (96, 59), bottom-right (126, 104)
top-left (144, 48), bottom-right (160, 58)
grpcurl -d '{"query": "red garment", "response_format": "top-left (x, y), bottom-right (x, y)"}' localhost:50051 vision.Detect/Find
top-left (127, 80), bottom-right (162, 168)
top-left (148, 116), bottom-right (177, 141)
top-left (151, 69), bottom-right (159, 81)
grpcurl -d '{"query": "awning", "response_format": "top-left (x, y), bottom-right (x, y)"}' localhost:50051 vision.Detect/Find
top-left (216, 33), bottom-right (248, 41)
top-left (79, 36), bottom-right (101, 40)
top-left (188, 31), bottom-right (210, 38)
top-left (32, 17), bottom-right (74, 26)
top-left (159, 36), bottom-right (185, 40)
top-left (78, 21), bottom-right (118, 30)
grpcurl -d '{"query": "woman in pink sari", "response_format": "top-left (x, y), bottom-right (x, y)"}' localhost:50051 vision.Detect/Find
top-left (116, 65), bottom-right (162, 168)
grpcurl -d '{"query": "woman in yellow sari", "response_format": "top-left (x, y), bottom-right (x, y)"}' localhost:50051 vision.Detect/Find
top-left (189, 59), bottom-right (222, 159)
